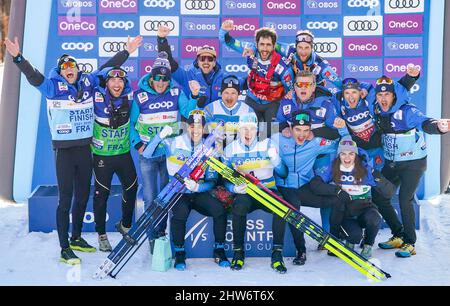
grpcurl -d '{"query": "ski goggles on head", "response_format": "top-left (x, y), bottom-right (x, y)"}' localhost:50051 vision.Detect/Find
top-left (342, 78), bottom-right (360, 90)
top-left (60, 61), bottom-right (77, 70)
top-left (223, 76), bottom-right (240, 86)
top-left (107, 69), bottom-right (127, 79)
top-left (187, 109), bottom-right (206, 125)
top-left (153, 75), bottom-right (170, 82)
top-left (376, 76), bottom-right (394, 86)
top-left (198, 55), bottom-right (216, 63)
top-left (295, 113), bottom-right (310, 122)
top-left (295, 81), bottom-right (314, 89)
top-left (296, 34), bottom-right (314, 44)
top-left (339, 139), bottom-right (357, 147)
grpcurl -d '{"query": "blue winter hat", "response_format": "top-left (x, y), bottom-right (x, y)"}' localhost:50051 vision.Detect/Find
top-left (375, 76), bottom-right (395, 94)
top-left (151, 51), bottom-right (172, 79)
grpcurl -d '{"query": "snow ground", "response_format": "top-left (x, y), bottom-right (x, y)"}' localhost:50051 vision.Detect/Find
top-left (1, 195), bottom-right (450, 286)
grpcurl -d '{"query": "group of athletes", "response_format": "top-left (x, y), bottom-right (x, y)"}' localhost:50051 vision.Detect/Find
top-left (4, 18), bottom-right (449, 274)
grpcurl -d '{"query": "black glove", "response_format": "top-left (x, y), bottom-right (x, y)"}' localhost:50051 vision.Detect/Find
top-left (336, 188), bottom-right (352, 204)
top-left (196, 96), bottom-right (207, 109)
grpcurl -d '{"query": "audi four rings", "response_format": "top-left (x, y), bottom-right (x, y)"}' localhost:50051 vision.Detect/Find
top-left (184, 0), bottom-right (216, 10)
top-left (103, 42), bottom-right (127, 52)
top-left (77, 63), bottom-right (94, 73)
top-left (314, 42), bottom-right (338, 53)
top-left (347, 20), bottom-right (380, 32)
top-left (144, 20), bottom-right (176, 31)
top-left (389, 0), bottom-right (421, 9)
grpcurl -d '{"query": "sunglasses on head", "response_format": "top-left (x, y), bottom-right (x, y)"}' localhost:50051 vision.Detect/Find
top-left (153, 75), bottom-right (170, 82)
top-left (295, 81), bottom-right (314, 89)
top-left (198, 55), bottom-right (215, 63)
top-left (107, 69), bottom-right (127, 79)
top-left (60, 61), bottom-right (77, 70)
top-left (376, 76), bottom-right (394, 85)
top-left (296, 34), bottom-right (314, 44)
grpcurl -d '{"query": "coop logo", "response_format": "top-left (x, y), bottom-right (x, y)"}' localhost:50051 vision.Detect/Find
top-left (58, 16), bottom-right (97, 36)
top-left (99, 0), bottom-right (138, 13)
top-left (103, 20), bottom-right (135, 31)
top-left (385, 37), bottom-right (422, 56)
top-left (62, 42), bottom-right (94, 52)
top-left (307, 21), bottom-right (338, 31)
top-left (344, 38), bottom-right (382, 56)
top-left (347, 111), bottom-right (371, 123)
top-left (313, 38), bottom-right (342, 58)
top-left (226, 64), bottom-right (249, 73)
top-left (140, 16), bottom-right (180, 36)
top-left (181, 0), bottom-right (220, 15)
top-left (185, 217), bottom-right (209, 248)
top-left (347, 0), bottom-right (379, 8)
top-left (385, 15), bottom-right (422, 34)
top-left (344, 16), bottom-right (383, 36)
top-left (385, 0), bottom-right (424, 14)
top-left (99, 37), bottom-right (139, 57)
top-left (263, 0), bottom-right (300, 15)
top-left (149, 101), bottom-right (175, 110)
top-left (143, 0), bottom-right (176, 9)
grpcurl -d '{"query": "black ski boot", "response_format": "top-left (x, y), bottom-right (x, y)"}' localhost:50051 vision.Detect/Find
top-left (271, 247), bottom-right (287, 274)
top-left (293, 251), bottom-right (307, 266)
top-left (174, 246), bottom-right (186, 271)
top-left (230, 248), bottom-right (245, 271)
top-left (213, 243), bottom-right (230, 267)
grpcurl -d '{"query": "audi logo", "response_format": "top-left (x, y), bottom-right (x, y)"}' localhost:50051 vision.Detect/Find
top-left (347, 20), bottom-right (379, 32)
top-left (185, 0), bottom-right (216, 10)
top-left (103, 42), bottom-right (127, 52)
top-left (144, 20), bottom-right (175, 31)
top-left (78, 63), bottom-right (94, 73)
top-left (314, 42), bottom-right (338, 53)
top-left (348, 0), bottom-right (379, 7)
top-left (388, 0), bottom-right (420, 9)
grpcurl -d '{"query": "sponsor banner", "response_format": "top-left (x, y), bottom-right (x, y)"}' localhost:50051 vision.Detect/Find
top-left (384, 57), bottom-right (423, 78)
top-left (222, 43), bottom-right (247, 58)
top-left (180, 0), bottom-right (221, 15)
top-left (344, 0), bottom-right (381, 12)
top-left (222, 57), bottom-right (250, 78)
top-left (98, 15), bottom-right (138, 35)
top-left (220, 17), bottom-right (260, 37)
top-left (344, 58), bottom-right (383, 79)
top-left (140, 59), bottom-right (156, 77)
top-left (221, 0), bottom-right (260, 15)
top-left (76, 58), bottom-right (98, 74)
top-left (59, 38), bottom-right (97, 55)
top-left (99, 37), bottom-right (139, 57)
top-left (343, 15), bottom-right (383, 36)
top-left (314, 37), bottom-right (342, 58)
top-left (139, 0), bottom-right (180, 14)
top-left (303, 16), bottom-right (341, 36)
top-left (57, 0), bottom-right (97, 14)
top-left (58, 16), bottom-right (97, 36)
top-left (344, 37), bottom-right (383, 57)
top-left (182, 38), bottom-right (220, 59)
top-left (384, 0), bottom-right (424, 14)
top-left (262, 0), bottom-right (301, 15)
top-left (99, 58), bottom-right (138, 79)
top-left (99, 0), bottom-right (138, 13)
top-left (140, 15), bottom-right (180, 36)
top-left (181, 17), bottom-right (220, 37)
top-left (384, 14), bottom-right (423, 34)
top-left (263, 17), bottom-right (301, 37)
top-left (303, 0), bottom-right (342, 15)
top-left (327, 59), bottom-right (342, 77)
top-left (384, 36), bottom-right (423, 57)
top-left (140, 37), bottom-right (179, 59)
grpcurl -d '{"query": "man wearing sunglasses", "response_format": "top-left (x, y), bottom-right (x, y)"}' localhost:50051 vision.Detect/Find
top-left (369, 75), bottom-right (449, 258)
top-left (204, 75), bottom-right (256, 152)
top-left (4, 36), bottom-right (142, 265)
top-left (91, 67), bottom-right (137, 252)
top-left (219, 20), bottom-right (294, 138)
top-left (157, 25), bottom-right (225, 107)
top-left (130, 52), bottom-right (201, 247)
top-left (272, 111), bottom-right (341, 267)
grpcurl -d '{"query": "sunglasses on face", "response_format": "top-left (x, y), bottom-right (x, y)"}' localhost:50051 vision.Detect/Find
top-left (60, 61), bottom-right (77, 70)
top-left (107, 69), bottom-right (127, 78)
top-left (153, 75), bottom-right (170, 82)
top-left (376, 76), bottom-right (394, 85)
top-left (198, 55), bottom-right (215, 63)
top-left (295, 81), bottom-right (314, 89)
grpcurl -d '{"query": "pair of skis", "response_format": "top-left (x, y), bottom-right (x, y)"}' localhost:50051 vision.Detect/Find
top-left (205, 156), bottom-right (391, 282)
top-left (92, 121), bottom-right (225, 280)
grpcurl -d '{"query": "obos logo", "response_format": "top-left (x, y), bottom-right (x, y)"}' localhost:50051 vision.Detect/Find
top-left (57, 0), bottom-right (96, 14)
top-left (343, 15), bottom-right (383, 36)
top-left (223, 0), bottom-right (259, 12)
top-left (304, 0), bottom-right (341, 14)
top-left (307, 21), bottom-right (338, 31)
top-left (385, 0), bottom-right (424, 14)
top-left (385, 37), bottom-right (422, 56)
top-left (62, 42), bottom-right (94, 52)
top-left (58, 16), bottom-right (97, 36)
top-left (140, 16), bottom-right (180, 36)
top-left (181, 0), bottom-right (220, 15)
top-left (99, 0), bottom-right (138, 13)
top-left (344, 59), bottom-right (382, 78)
top-left (99, 37), bottom-right (139, 57)
top-left (143, 0), bottom-right (176, 9)
top-left (264, 18), bottom-right (299, 36)
top-left (103, 20), bottom-right (135, 31)
top-left (347, 0), bottom-right (379, 8)
top-left (347, 64), bottom-right (379, 73)
top-left (182, 18), bottom-right (218, 36)
top-left (76, 59), bottom-right (98, 73)
top-left (313, 38), bottom-right (342, 58)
